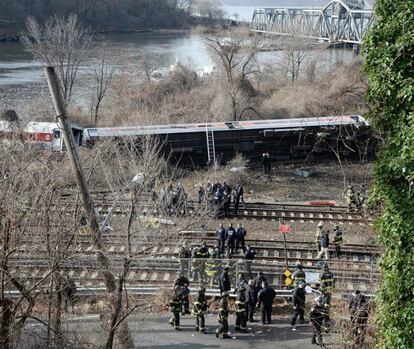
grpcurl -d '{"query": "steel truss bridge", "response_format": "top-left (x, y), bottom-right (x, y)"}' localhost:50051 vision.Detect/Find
top-left (250, 0), bottom-right (375, 45)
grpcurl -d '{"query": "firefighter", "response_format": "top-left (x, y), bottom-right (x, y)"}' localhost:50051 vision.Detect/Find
top-left (309, 297), bottom-right (326, 347)
top-left (174, 271), bottom-right (190, 315)
top-left (191, 246), bottom-right (202, 282)
top-left (205, 248), bottom-right (220, 287)
top-left (292, 262), bottom-right (306, 287)
top-left (216, 223), bottom-right (226, 256)
top-left (216, 292), bottom-right (230, 339)
top-left (226, 223), bottom-right (236, 257)
top-left (169, 285), bottom-right (184, 330)
top-left (219, 265), bottom-right (231, 295)
top-left (258, 280), bottom-right (276, 325)
top-left (345, 185), bottom-right (357, 212)
top-left (315, 222), bottom-right (323, 253)
top-left (333, 224), bottom-right (343, 258)
top-left (193, 285), bottom-right (208, 333)
top-left (197, 242), bottom-right (209, 282)
top-left (349, 290), bottom-right (369, 345)
top-left (291, 280), bottom-right (306, 330)
top-left (244, 245), bottom-right (257, 278)
top-left (319, 263), bottom-right (335, 297)
top-left (178, 242), bottom-right (191, 274)
top-left (235, 284), bottom-right (247, 332)
top-left (235, 224), bottom-right (247, 253)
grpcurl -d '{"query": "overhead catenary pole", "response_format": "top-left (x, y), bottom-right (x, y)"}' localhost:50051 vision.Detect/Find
top-left (44, 66), bottom-right (115, 291)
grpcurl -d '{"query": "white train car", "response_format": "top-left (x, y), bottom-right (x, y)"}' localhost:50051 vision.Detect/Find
top-left (0, 120), bottom-right (84, 150)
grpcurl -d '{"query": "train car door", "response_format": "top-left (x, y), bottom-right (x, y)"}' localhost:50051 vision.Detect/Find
top-left (52, 128), bottom-right (63, 151)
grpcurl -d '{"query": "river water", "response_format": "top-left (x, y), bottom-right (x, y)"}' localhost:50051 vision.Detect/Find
top-left (0, 8), bottom-right (357, 115)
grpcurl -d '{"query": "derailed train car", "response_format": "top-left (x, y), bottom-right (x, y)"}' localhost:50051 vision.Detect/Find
top-left (83, 115), bottom-right (376, 167)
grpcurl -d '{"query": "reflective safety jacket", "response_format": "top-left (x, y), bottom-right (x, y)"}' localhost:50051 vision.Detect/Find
top-left (319, 271), bottom-right (335, 290)
top-left (315, 226), bottom-right (323, 243)
top-left (178, 247), bottom-right (191, 259)
top-left (193, 293), bottom-right (207, 315)
top-left (218, 298), bottom-right (229, 323)
top-left (197, 246), bottom-right (210, 258)
top-left (292, 269), bottom-right (306, 285)
top-left (333, 230), bottom-right (343, 246)
top-left (170, 295), bottom-right (183, 312)
top-left (205, 259), bottom-right (220, 277)
top-left (235, 294), bottom-right (247, 313)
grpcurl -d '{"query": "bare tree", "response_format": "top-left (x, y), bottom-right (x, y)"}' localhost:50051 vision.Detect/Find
top-left (90, 42), bottom-right (116, 124)
top-left (202, 28), bottom-right (262, 120)
top-left (277, 34), bottom-right (314, 82)
top-left (22, 15), bottom-right (92, 107)
top-left (192, 0), bottom-right (223, 19)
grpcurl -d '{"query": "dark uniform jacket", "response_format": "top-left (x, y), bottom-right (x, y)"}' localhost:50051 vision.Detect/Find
top-left (236, 227), bottom-right (247, 239)
top-left (320, 233), bottom-right (329, 248)
top-left (226, 227), bottom-right (236, 243)
top-left (193, 292), bottom-right (207, 314)
top-left (216, 227), bottom-right (226, 240)
top-left (258, 286), bottom-right (276, 305)
top-left (178, 247), bottom-right (191, 259)
top-left (198, 246), bottom-right (210, 258)
top-left (219, 271), bottom-right (231, 292)
top-left (254, 275), bottom-right (267, 293)
top-left (246, 285), bottom-right (256, 304)
top-left (292, 287), bottom-right (306, 309)
top-left (174, 276), bottom-right (189, 288)
top-left (245, 249), bottom-right (257, 260)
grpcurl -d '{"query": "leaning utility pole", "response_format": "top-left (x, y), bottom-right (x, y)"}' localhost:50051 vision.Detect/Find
top-left (44, 67), bottom-right (133, 349)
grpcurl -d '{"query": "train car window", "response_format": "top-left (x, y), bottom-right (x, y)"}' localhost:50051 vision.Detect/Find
top-left (53, 129), bottom-right (61, 139)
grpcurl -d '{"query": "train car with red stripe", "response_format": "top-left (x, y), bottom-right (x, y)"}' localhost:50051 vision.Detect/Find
top-left (0, 120), bottom-right (84, 150)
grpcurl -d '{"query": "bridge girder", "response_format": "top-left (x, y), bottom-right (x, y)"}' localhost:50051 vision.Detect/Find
top-left (250, 0), bottom-right (375, 45)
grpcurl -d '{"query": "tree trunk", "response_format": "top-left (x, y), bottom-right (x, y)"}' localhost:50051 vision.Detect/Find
top-left (0, 299), bottom-right (13, 349)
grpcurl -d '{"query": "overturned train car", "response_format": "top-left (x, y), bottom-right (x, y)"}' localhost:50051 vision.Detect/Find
top-left (83, 115), bottom-right (376, 167)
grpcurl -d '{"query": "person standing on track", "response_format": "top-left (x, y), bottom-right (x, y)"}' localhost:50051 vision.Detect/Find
top-left (333, 224), bottom-right (343, 258)
top-left (244, 245), bottom-right (257, 278)
top-left (216, 223), bottom-right (226, 257)
top-left (235, 223), bottom-right (247, 253)
top-left (317, 230), bottom-right (330, 260)
top-left (226, 223), bottom-right (236, 257)
top-left (315, 222), bottom-right (323, 253)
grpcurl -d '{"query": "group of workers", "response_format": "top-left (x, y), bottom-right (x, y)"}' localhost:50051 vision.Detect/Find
top-left (315, 222), bottom-right (344, 260)
top-left (198, 180), bottom-right (245, 216)
top-left (169, 261), bottom-right (369, 347)
top-left (345, 184), bottom-right (366, 212)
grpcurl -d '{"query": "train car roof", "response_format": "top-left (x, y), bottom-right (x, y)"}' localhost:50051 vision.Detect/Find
top-left (85, 115), bottom-right (368, 138)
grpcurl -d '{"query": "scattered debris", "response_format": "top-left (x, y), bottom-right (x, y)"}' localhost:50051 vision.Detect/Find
top-left (294, 168), bottom-right (316, 178)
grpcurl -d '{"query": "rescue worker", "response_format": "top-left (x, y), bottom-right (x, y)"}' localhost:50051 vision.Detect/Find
top-left (197, 242), bottom-right (210, 283)
top-left (258, 280), bottom-right (276, 325)
top-left (233, 182), bottom-right (245, 214)
top-left (345, 185), bottom-right (356, 212)
top-left (315, 222), bottom-right (323, 253)
top-left (333, 224), bottom-right (343, 258)
top-left (174, 271), bottom-right (190, 315)
top-left (235, 284), bottom-right (247, 332)
top-left (291, 262), bottom-right (306, 287)
top-left (169, 285), bottom-right (184, 330)
top-left (191, 246), bottom-right (202, 282)
top-left (246, 279), bottom-right (257, 322)
top-left (349, 290), bottom-right (369, 345)
top-left (309, 297), bottom-right (326, 347)
top-left (253, 271), bottom-right (267, 305)
top-left (319, 264), bottom-right (334, 330)
top-left (178, 242), bottom-right (191, 274)
top-left (219, 265), bottom-right (231, 295)
top-left (216, 223), bottom-right (226, 256)
top-left (198, 185), bottom-right (205, 204)
top-left (244, 245), bottom-right (257, 278)
top-left (222, 182), bottom-right (232, 216)
top-left (216, 292), bottom-right (230, 338)
top-left (226, 223), bottom-right (236, 257)
top-left (205, 248), bottom-right (220, 287)
top-left (319, 263), bottom-right (335, 296)
top-left (317, 230), bottom-right (330, 260)
top-left (193, 285), bottom-right (208, 333)
top-left (235, 224), bottom-right (247, 253)
top-left (291, 280), bottom-right (306, 330)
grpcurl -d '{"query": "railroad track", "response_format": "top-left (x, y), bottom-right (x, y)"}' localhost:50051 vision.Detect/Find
top-left (40, 198), bottom-right (373, 225)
